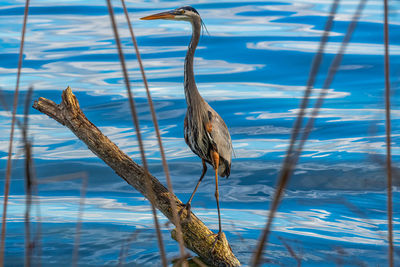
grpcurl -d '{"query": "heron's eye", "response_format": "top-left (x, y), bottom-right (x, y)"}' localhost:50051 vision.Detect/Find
top-left (179, 10), bottom-right (185, 14)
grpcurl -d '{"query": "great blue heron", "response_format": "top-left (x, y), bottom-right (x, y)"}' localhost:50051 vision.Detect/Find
top-left (141, 6), bottom-right (233, 244)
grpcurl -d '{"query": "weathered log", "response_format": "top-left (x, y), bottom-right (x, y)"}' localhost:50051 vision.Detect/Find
top-left (32, 87), bottom-right (240, 267)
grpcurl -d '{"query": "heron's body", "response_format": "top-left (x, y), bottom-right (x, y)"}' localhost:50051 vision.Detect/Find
top-left (141, 6), bottom-right (232, 243)
top-left (182, 12), bottom-right (232, 177)
top-left (184, 104), bottom-right (232, 177)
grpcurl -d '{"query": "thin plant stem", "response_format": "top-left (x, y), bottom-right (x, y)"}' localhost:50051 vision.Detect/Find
top-left (252, 0), bottom-right (367, 265)
top-left (118, 230), bottom-right (140, 266)
top-left (284, 1), bottom-right (367, 261)
top-left (251, 0), bottom-right (340, 265)
top-left (295, 0), bottom-right (367, 160)
top-left (383, 0), bottom-right (393, 265)
top-left (0, 88), bottom-right (24, 130)
top-left (119, 0), bottom-right (187, 261)
top-left (36, 172), bottom-right (88, 267)
top-left (278, 237), bottom-right (301, 267)
top-left (32, 179), bottom-right (41, 267)
top-left (23, 87), bottom-right (34, 267)
top-left (287, 0), bottom-right (366, 260)
top-left (284, 0), bottom-right (340, 164)
top-left (72, 174), bottom-right (88, 267)
top-left (105, 1), bottom-right (167, 266)
top-left (0, 0), bottom-right (30, 264)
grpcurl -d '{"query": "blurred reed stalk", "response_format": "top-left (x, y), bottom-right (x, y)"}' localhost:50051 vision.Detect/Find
top-left (118, 230), bottom-right (141, 266)
top-left (0, 0), bottom-right (30, 265)
top-left (0, 90), bottom-right (11, 115)
top-left (105, 1), bottom-right (167, 266)
top-left (36, 172), bottom-right (88, 267)
top-left (383, 0), bottom-right (393, 265)
top-left (23, 86), bottom-right (34, 267)
top-left (278, 237), bottom-right (301, 267)
top-left (0, 87), bottom-right (25, 130)
top-left (251, 0), bottom-right (340, 264)
top-left (297, 0), bottom-right (367, 149)
top-left (0, 87), bottom-right (40, 267)
top-left (251, 0), bottom-right (368, 265)
top-left (72, 174), bottom-right (88, 267)
top-left (32, 188), bottom-right (42, 267)
top-left (119, 0), bottom-right (187, 263)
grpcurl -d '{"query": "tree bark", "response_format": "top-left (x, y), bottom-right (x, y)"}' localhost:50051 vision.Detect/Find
top-left (32, 86), bottom-right (240, 267)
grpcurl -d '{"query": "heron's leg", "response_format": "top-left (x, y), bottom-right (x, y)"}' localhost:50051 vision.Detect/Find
top-left (208, 151), bottom-right (223, 252)
top-left (187, 159), bottom-right (207, 204)
top-left (179, 159), bottom-right (207, 221)
top-left (212, 151), bottom-right (222, 237)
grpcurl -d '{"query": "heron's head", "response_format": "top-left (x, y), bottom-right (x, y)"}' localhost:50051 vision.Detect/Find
top-left (140, 6), bottom-right (201, 22)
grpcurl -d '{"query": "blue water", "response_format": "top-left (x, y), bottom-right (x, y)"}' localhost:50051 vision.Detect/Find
top-left (1, 0), bottom-right (399, 266)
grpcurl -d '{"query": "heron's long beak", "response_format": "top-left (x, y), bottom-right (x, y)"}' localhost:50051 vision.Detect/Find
top-left (140, 10), bottom-right (176, 20)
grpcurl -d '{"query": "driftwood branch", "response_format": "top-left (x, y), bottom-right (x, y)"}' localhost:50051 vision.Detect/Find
top-left (33, 87), bottom-right (240, 267)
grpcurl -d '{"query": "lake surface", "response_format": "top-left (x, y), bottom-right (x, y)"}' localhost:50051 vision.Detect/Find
top-left (0, 0), bottom-right (399, 266)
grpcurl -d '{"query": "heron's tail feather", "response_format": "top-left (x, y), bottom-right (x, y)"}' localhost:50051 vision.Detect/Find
top-left (218, 158), bottom-right (231, 178)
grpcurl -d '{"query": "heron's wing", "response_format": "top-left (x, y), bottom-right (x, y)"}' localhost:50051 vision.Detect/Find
top-left (204, 110), bottom-right (232, 165)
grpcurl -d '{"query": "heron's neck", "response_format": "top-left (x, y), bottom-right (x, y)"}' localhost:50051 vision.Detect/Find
top-left (184, 17), bottom-right (202, 107)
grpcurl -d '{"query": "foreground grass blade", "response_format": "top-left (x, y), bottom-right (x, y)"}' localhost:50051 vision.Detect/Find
top-left (105, 1), bottom-right (167, 266)
top-left (383, 0), bottom-right (393, 265)
top-left (251, 0), bottom-right (340, 265)
top-left (119, 0), bottom-right (187, 262)
top-left (0, 0), bottom-right (30, 264)
top-left (251, 0), bottom-right (367, 265)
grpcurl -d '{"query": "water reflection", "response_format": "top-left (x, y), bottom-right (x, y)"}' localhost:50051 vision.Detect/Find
top-left (248, 41), bottom-right (400, 55)
top-left (1, 0), bottom-right (400, 265)
top-left (4, 195), bottom-right (399, 246)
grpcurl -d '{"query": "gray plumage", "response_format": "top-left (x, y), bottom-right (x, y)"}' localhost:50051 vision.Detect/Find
top-left (182, 11), bottom-right (232, 177)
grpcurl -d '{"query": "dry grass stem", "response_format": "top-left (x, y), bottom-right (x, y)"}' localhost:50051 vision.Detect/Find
top-left (0, 0), bottom-right (30, 264)
top-left (278, 237), bottom-right (301, 267)
top-left (383, 0), bottom-right (394, 265)
top-left (23, 86), bottom-right (34, 267)
top-left (251, 0), bottom-right (368, 265)
top-left (251, 0), bottom-right (340, 265)
top-left (36, 172), bottom-right (89, 267)
top-left (119, 0), bottom-right (187, 263)
top-left (106, 1), bottom-right (167, 265)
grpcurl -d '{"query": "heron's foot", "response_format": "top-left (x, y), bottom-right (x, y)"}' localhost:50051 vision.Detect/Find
top-left (178, 202), bottom-right (192, 222)
top-left (208, 231), bottom-right (223, 253)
